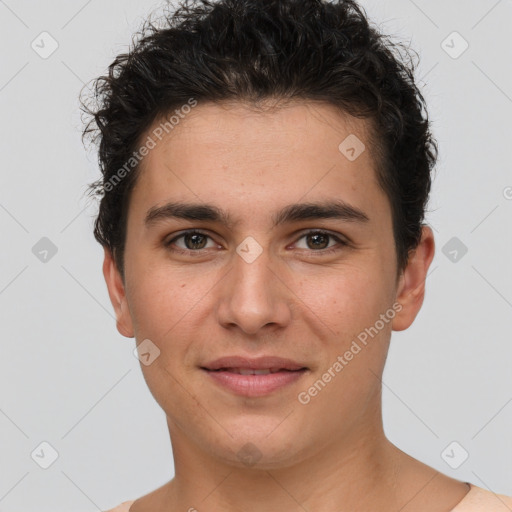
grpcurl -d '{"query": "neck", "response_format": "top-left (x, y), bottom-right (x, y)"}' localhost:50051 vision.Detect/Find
top-left (163, 409), bottom-right (403, 511)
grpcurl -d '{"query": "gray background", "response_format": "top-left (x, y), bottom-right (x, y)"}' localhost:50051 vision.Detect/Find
top-left (0, 0), bottom-right (511, 510)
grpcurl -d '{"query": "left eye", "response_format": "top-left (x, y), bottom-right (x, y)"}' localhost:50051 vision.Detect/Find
top-left (294, 231), bottom-right (344, 251)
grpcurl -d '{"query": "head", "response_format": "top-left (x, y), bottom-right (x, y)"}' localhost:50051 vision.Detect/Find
top-left (82, 0), bottom-right (436, 468)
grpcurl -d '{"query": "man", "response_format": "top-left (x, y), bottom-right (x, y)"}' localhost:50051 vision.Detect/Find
top-left (81, 0), bottom-right (512, 510)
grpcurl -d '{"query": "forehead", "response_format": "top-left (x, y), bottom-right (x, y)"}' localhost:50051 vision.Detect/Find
top-left (130, 100), bottom-right (390, 227)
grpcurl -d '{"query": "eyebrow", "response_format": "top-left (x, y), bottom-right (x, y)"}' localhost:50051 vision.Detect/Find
top-left (144, 200), bottom-right (370, 230)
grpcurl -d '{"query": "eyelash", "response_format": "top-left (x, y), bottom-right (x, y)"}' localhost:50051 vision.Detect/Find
top-left (164, 229), bottom-right (348, 257)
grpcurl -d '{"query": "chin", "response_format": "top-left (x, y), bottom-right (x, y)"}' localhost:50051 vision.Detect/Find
top-left (206, 419), bottom-right (310, 469)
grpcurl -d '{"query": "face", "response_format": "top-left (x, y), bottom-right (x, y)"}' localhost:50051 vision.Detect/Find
top-left (104, 100), bottom-right (434, 468)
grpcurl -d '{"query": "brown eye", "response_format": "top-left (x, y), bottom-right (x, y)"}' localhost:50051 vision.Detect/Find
top-left (294, 230), bottom-right (348, 256)
top-left (305, 232), bottom-right (330, 250)
top-left (183, 232), bottom-right (208, 250)
top-left (165, 230), bottom-right (217, 252)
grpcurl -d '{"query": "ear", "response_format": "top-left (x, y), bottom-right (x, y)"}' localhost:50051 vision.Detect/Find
top-left (392, 225), bottom-right (435, 332)
top-left (102, 247), bottom-right (134, 338)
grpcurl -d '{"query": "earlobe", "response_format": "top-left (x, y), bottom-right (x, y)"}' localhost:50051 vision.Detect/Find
top-left (392, 226), bottom-right (435, 332)
top-left (102, 247), bottom-right (135, 338)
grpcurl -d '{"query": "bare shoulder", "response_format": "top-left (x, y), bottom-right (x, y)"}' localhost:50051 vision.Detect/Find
top-left (109, 481), bottom-right (172, 511)
top-left (103, 500), bottom-right (135, 512)
top-left (451, 485), bottom-right (512, 511)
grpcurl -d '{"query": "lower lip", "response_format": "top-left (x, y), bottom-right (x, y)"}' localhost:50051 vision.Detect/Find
top-left (202, 369), bottom-right (307, 397)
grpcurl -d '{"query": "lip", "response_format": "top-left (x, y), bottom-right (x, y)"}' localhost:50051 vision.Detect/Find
top-left (201, 355), bottom-right (307, 371)
top-left (200, 356), bottom-right (309, 397)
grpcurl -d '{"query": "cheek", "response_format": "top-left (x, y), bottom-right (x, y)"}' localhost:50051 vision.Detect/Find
top-left (298, 267), bottom-right (388, 336)
top-left (125, 259), bottom-right (212, 339)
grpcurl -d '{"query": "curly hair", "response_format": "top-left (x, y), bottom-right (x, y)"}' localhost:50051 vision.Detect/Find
top-left (81, 0), bottom-right (437, 280)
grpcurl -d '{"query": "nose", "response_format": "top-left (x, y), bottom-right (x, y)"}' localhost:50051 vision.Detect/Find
top-left (215, 244), bottom-right (293, 336)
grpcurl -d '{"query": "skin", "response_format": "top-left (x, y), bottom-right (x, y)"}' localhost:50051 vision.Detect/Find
top-left (103, 100), bottom-right (470, 511)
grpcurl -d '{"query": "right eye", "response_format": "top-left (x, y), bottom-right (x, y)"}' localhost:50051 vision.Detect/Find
top-left (164, 230), bottom-right (220, 253)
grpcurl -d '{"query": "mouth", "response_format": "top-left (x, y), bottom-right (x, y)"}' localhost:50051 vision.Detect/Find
top-left (200, 356), bottom-right (309, 397)
top-left (205, 367), bottom-right (306, 375)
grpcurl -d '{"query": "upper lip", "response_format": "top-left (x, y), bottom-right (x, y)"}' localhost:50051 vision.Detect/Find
top-left (201, 356), bottom-right (308, 371)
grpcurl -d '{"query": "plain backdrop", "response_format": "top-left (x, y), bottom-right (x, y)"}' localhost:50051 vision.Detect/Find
top-left (0, 0), bottom-right (511, 510)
